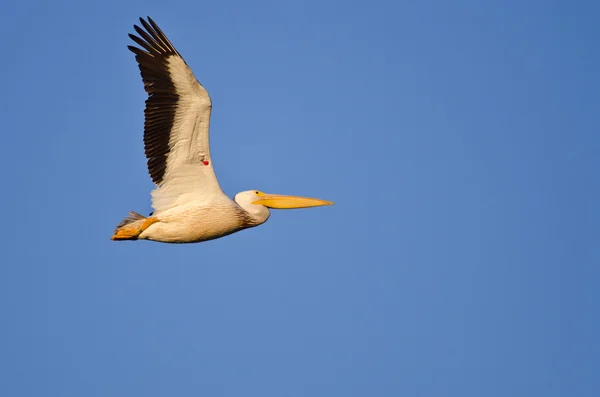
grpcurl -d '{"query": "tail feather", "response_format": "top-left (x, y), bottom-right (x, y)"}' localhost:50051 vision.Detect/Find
top-left (112, 212), bottom-right (158, 241)
top-left (116, 211), bottom-right (146, 229)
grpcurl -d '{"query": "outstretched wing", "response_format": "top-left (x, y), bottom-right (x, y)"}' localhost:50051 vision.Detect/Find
top-left (128, 17), bottom-right (225, 213)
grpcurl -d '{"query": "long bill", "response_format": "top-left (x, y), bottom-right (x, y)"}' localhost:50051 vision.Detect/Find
top-left (253, 193), bottom-right (333, 209)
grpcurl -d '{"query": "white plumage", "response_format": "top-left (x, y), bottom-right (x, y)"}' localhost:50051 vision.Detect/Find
top-left (112, 17), bottom-right (332, 244)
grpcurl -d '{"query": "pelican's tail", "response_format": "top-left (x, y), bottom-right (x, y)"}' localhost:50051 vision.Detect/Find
top-left (111, 212), bottom-right (159, 241)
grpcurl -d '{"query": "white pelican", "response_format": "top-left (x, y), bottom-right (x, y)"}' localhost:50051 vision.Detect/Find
top-left (112, 17), bottom-right (333, 243)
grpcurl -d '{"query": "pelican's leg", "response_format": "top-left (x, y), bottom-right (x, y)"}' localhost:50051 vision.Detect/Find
top-left (112, 215), bottom-right (159, 240)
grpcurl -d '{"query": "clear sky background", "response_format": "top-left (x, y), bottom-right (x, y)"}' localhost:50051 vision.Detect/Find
top-left (1, 0), bottom-right (598, 396)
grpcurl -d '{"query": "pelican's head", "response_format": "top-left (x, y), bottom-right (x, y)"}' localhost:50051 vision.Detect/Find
top-left (234, 190), bottom-right (333, 224)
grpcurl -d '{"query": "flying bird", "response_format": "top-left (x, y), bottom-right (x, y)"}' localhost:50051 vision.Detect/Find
top-left (112, 17), bottom-right (333, 243)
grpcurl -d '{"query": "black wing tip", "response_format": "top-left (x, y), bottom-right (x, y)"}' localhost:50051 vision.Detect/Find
top-left (136, 16), bottom-right (157, 27)
top-left (129, 16), bottom-right (179, 57)
top-left (127, 45), bottom-right (146, 57)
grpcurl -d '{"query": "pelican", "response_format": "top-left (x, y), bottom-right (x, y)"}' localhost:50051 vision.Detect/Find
top-left (112, 17), bottom-right (333, 243)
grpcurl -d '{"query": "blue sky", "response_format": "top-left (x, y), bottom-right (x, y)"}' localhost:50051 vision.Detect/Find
top-left (1, 0), bottom-right (599, 396)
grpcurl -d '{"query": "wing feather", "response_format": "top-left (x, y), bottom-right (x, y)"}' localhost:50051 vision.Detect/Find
top-left (128, 17), bottom-right (225, 213)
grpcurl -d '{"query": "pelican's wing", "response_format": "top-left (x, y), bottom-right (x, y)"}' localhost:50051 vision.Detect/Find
top-left (128, 17), bottom-right (224, 213)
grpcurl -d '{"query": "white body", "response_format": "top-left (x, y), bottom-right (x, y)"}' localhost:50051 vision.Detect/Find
top-left (140, 193), bottom-right (270, 243)
top-left (113, 18), bottom-right (331, 244)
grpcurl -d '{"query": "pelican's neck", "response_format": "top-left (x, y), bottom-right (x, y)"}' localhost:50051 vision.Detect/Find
top-left (234, 196), bottom-right (271, 226)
